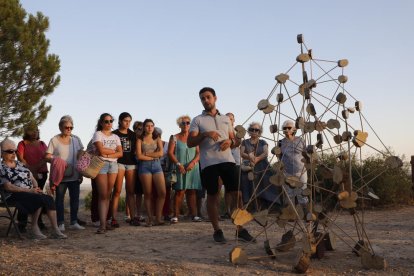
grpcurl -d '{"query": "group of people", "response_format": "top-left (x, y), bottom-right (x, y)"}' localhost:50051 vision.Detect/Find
top-left (0, 86), bottom-right (307, 243)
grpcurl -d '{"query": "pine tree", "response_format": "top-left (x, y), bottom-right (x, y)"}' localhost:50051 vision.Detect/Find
top-left (0, 0), bottom-right (60, 137)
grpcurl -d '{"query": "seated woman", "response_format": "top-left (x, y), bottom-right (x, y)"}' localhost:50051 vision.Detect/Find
top-left (0, 138), bottom-right (66, 239)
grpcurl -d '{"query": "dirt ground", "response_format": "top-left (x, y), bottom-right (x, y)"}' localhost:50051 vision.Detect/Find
top-left (1, 204), bottom-right (413, 275)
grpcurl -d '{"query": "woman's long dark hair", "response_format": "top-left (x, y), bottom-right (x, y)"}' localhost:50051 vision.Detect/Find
top-left (96, 113), bottom-right (113, 131)
top-left (139, 119), bottom-right (159, 140)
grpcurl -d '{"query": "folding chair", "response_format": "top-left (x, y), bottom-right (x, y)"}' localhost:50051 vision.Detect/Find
top-left (0, 187), bottom-right (22, 238)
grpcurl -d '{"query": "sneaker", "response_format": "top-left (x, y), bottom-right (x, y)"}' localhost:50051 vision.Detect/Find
top-left (192, 216), bottom-right (203, 222)
top-left (58, 224), bottom-right (65, 232)
top-left (170, 217), bottom-right (178, 223)
top-left (111, 219), bottom-right (120, 228)
top-left (213, 229), bottom-right (227, 243)
top-left (51, 232), bottom-right (67, 239)
top-left (237, 228), bottom-right (256, 242)
top-left (92, 221), bottom-right (100, 227)
top-left (138, 216), bottom-right (146, 222)
top-left (69, 223), bottom-right (85, 230)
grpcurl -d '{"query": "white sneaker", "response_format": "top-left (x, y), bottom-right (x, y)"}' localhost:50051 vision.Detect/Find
top-left (58, 224), bottom-right (65, 231)
top-left (68, 222), bottom-right (85, 230)
top-left (92, 221), bottom-right (100, 227)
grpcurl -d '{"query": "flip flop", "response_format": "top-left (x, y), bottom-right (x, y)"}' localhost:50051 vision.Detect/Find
top-left (96, 228), bottom-right (106, 234)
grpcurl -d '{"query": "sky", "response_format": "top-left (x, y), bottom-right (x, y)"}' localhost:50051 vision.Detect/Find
top-left (15, 0), bottom-right (414, 160)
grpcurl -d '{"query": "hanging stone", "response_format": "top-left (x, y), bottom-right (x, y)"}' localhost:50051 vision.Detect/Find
top-left (304, 122), bottom-right (315, 133)
top-left (306, 103), bottom-right (317, 116)
top-left (296, 53), bottom-right (311, 63)
top-left (257, 99), bottom-right (269, 110)
top-left (263, 104), bottom-right (275, 114)
top-left (296, 117), bottom-right (305, 130)
top-left (275, 73), bottom-right (289, 84)
top-left (316, 133), bottom-right (323, 148)
top-left (307, 79), bottom-right (317, 89)
top-left (333, 135), bottom-right (343, 144)
top-left (276, 93), bottom-right (284, 103)
top-left (269, 174), bottom-right (285, 187)
top-left (269, 124), bottom-right (278, 133)
top-left (271, 146), bottom-right (282, 155)
top-left (341, 131), bottom-right (352, 141)
top-left (336, 92), bottom-right (347, 104)
top-left (314, 121), bottom-right (326, 132)
top-left (355, 101), bottom-right (363, 111)
top-left (352, 130), bottom-right (368, 147)
top-left (297, 34), bottom-right (304, 43)
top-left (342, 110), bottom-right (350, 119)
top-left (327, 119), bottom-right (341, 129)
top-left (385, 156), bottom-right (403, 169)
top-left (347, 107), bottom-right (356, 113)
top-left (333, 165), bottom-right (343, 184)
top-left (338, 59), bottom-right (349, 67)
top-left (338, 75), bottom-right (348, 83)
top-left (235, 125), bottom-right (246, 139)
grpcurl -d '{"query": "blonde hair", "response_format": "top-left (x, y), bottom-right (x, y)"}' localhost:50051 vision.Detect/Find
top-left (176, 115), bottom-right (191, 126)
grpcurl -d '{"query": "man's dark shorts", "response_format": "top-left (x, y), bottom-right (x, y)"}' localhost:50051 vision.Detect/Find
top-left (201, 162), bottom-right (238, 195)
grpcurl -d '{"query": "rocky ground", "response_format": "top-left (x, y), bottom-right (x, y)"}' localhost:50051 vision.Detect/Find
top-left (1, 204), bottom-right (413, 275)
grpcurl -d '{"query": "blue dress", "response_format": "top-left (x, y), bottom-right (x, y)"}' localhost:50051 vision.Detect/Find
top-left (173, 139), bottom-right (202, 191)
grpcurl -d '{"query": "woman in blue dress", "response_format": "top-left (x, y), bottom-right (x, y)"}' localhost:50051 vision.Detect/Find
top-left (168, 115), bottom-right (202, 223)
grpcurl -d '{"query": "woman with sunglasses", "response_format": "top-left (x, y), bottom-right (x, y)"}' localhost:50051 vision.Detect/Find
top-left (108, 112), bottom-right (138, 227)
top-left (92, 113), bottom-right (123, 234)
top-left (240, 122), bottom-right (273, 208)
top-left (16, 123), bottom-right (49, 232)
top-left (168, 115), bottom-right (202, 223)
top-left (279, 120), bottom-right (308, 206)
top-left (136, 119), bottom-right (166, 226)
top-left (1, 138), bottom-right (67, 239)
top-left (45, 115), bottom-right (85, 231)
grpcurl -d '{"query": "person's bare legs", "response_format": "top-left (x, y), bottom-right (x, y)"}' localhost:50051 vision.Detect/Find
top-left (140, 174), bottom-right (154, 224)
top-left (153, 173), bottom-right (166, 224)
top-left (45, 209), bottom-right (65, 235)
top-left (207, 192), bottom-right (220, 231)
top-left (185, 189), bottom-right (197, 217)
top-left (30, 208), bottom-right (43, 236)
top-left (96, 173), bottom-right (116, 230)
top-left (124, 169), bottom-right (137, 220)
top-left (110, 169), bottom-right (125, 222)
top-left (135, 193), bottom-right (143, 218)
top-left (173, 190), bottom-right (185, 218)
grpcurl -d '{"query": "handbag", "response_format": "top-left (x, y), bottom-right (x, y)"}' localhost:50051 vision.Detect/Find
top-left (165, 135), bottom-right (178, 185)
top-left (76, 151), bottom-right (105, 179)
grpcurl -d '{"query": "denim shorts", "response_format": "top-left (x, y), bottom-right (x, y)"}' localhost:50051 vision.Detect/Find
top-left (99, 161), bottom-right (118, 174)
top-left (118, 163), bottom-right (136, 171)
top-left (138, 159), bottom-right (163, 175)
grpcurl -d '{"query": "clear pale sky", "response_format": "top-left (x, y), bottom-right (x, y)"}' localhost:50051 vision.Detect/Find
top-left (18, 0), bottom-right (414, 160)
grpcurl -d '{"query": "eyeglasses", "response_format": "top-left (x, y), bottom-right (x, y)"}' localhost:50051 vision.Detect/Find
top-left (2, 150), bottom-right (17, 154)
top-left (104, 119), bottom-right (114, 124)
top-left (65, 126), bottom-right (74, 130)
top-left (248, 128), bottom-right (260, 133)
top-left (283, 127), bottom-right (292, 130)
top-left (180, 121), bottom-right (190, 126)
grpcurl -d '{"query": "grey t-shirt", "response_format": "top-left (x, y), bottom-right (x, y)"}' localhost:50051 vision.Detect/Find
top-left (189, 110), bottom-right (235, 170)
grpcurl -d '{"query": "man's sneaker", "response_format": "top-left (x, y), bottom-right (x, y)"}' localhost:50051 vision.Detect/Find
top-left (213, 229), bottom-right (227, 243)
top-left (69, 223), bottom-right (85, 230)
top-left (58, 224), bottom-right (65, 231)
top-left (237, 228), bottom-right (256, 242)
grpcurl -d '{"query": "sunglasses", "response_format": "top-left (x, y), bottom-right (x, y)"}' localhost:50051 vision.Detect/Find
top-left (65, 126), bottom-right (74, 130)
top-left (248, 128), bottom-right (260, 133)
top-left (283, 127), bottom-right (292, 130)
top-left (180, 121), bottom-right (190, 126)
top-left (104, 119), bottom-right (114, 124)
top-left (2, 150), bottom-right (17, 154)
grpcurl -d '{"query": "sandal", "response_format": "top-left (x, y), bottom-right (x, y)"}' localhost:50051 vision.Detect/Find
top-left (96, 228), bottom-right (106, 234)
top-left (51, 232), bottom-right (68, 239)
top-left (129, 217), bottom-right (141, 226)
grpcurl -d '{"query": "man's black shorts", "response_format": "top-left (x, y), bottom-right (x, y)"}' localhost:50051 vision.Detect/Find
top-left (201, 162), bottom-right (238, 195)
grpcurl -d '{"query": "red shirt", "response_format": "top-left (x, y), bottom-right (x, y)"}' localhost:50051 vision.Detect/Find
top-left (17, 140), bottom-right (48, 173)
